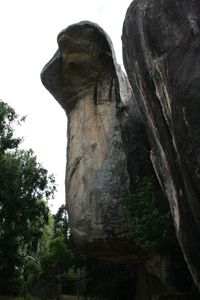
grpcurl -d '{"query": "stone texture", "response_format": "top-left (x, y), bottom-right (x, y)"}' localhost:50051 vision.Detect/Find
top-left (41, 21), bottom-right (151, 259)
top-left (122, 0), bottom-right (200, 288)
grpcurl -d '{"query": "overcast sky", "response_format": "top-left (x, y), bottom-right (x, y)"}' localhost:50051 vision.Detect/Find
top-left (0, 0), bottom-right (132, 212)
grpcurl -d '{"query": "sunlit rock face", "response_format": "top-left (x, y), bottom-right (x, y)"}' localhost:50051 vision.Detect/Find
top-left (123, 0), bottom-right (200, 288)
top-left (41, 21), bottom-right (151, 260)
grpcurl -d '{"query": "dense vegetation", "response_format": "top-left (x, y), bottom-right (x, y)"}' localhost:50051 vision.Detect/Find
top-left (0, 101), bottom-right (56, 294)
top-left (123, 176), bottom-right (194, 291)
top-left (24, 205), bottom-right (76, 299)
top-left (25, 205), bottom-right (136, 300)
top-left (123, 176), bottom-right (175, 255)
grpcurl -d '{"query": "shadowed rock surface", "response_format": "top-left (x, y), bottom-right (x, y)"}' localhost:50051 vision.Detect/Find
top-left (123, 0), bottom-right (200, 288)
top-left (41, 21), bottom-right (151, 260)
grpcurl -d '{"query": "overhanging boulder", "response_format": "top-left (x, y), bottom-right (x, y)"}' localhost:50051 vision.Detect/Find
top-left (41, 21), bottom-right (151, 260)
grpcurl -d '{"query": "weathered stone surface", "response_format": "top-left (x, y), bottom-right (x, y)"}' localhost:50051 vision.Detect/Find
top-left (41, 21), bottom-right (151, 259)
top-left (122, 0), bottom-right (200, 288)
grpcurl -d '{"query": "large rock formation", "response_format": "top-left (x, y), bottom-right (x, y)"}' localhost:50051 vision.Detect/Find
top-left (122, 0), bottom-right (200, 288)
top-left (41, 21), bottom-right (151, 260)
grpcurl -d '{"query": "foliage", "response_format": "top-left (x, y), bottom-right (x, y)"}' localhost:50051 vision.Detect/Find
top-left (25, 205), bottom-right (75, 299)
top-left (40, 236), bottom-right (74, 281)
top-left (0, 100), bottom-right (56, 295)
top-left (123, 176), bottom-right (176, 255)
top-left (53, 204), bottom-right (69, 243)
top-left (123, 176), bottom-right (194, 291)
top-left (82, 257), bottom-right (135, 300)
top-left (25, 236), bottom-right (75, 299)
top-left (0, 149), bottom-right (55, 251)
top-left (0, 100), bottom-right (24, 153)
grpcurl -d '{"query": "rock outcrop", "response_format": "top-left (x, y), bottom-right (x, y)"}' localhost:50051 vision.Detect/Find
top-left (41, 21), bottom-right (151, 260)
top-left (122, 0), bottom-right (200, 288)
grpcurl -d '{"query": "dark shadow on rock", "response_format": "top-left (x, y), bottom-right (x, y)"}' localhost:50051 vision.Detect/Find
top-left (123, 0), bottom-right (200, 288)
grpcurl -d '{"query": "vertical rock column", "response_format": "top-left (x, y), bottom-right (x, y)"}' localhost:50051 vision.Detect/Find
top-left (123, 0), bottom-right (200, 288)
top-left (41, 21), bottom-right (148, 259)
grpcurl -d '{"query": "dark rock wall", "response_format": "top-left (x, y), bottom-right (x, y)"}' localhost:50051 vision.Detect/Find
top-left (122, 0), bottom-right (200, 288)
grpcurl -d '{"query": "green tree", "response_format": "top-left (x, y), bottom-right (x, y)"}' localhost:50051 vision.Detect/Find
top-left (124, 176), bottom-right (175, 254)
top-left (24, 205), bottom-right (77, 299)
top-left (124, 176), bottom-right (194, 291)
top-left (53, 204), bottom-right (69, 243)
top-left (40, 236), bottom-right (74, 281)
top-left (0, 100), bottom-right (56, 295)
top-left (26, 237), bottom-right (75, 299)
top-left (0, 100), bottom-right (23, 153)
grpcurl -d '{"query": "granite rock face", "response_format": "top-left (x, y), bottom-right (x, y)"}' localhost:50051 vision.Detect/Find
top-left (123, 0), bottom-right (200, 288)
top-left (41, 21), bottom-right (151, 260)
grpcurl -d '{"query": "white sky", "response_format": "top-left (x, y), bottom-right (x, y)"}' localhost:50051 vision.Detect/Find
top-left (0, 0), bottom-right (132, 213)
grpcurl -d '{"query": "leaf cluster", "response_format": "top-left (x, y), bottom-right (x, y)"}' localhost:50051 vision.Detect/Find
top-left (25, 207), bottom-right (76, 299)
top-left (123, 176), bottom-right (177, 255)
top-left (0, 100), bottom-right (24, 153)
top-left (123, 176), bottom-right (195, 292)
top-left (0, 100), bottom-right (56, 295)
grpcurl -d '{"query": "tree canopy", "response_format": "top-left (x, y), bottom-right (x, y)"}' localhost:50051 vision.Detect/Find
top-left (0, 100), bottom-right (56, 294)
